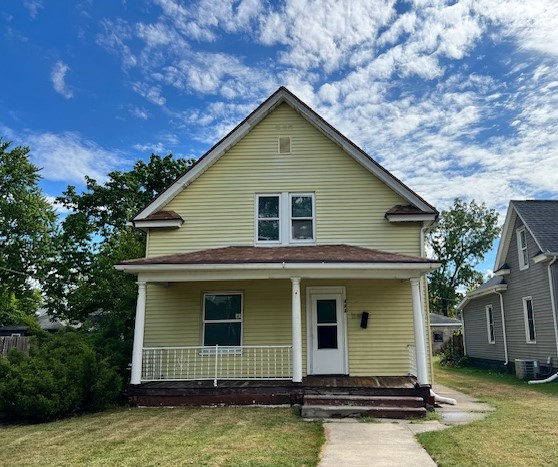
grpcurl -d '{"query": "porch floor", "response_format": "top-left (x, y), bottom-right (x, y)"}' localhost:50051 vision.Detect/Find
top-left (127, 376), bottom-right (428, 408)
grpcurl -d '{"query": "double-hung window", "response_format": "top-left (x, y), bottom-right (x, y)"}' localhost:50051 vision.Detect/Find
top-left (517, 228), bottom-right (529, 270)
top-left (203, 293), bottom-right (242, 347)
top-left (486, 304), bottom-right (495, 344)
top-left (523, 297), bottom-right (536, 343)
top-left (256, 192), bottom-right (315, 245)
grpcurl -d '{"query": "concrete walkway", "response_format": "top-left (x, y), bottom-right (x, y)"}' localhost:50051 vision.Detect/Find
top-left (318, 384), bottom-right (495, 466)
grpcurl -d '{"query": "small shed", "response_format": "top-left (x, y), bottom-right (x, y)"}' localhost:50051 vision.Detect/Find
top-left (430, 313), bottom-right (463, 354)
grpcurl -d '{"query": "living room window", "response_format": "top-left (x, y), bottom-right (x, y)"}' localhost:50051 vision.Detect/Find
top-left (203, 293), bottom-right (242, 347)
top-left (256, 192), bottom-right (315, 245)
top-left (486, 304), bottom-right (495, 344)
top-left (517, 227), bottom-right (529, 270)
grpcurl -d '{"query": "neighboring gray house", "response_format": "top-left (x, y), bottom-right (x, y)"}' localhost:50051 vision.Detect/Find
top-left (458, 200), bottom-right (558, 376)
top-left (429, 313), bottom-right (462, 354)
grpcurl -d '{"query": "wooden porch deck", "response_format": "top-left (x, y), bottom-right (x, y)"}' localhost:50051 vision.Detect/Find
top-left (127, 376), bottom-right (430, 407)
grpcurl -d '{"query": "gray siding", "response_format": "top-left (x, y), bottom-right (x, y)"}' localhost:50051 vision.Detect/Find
top-left (463, 294), bottom-right (506, 363)
top-left (502, 217), bottom-right (557, 367)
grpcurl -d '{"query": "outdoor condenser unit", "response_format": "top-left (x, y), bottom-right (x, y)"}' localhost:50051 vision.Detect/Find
top-left (515, 359), bottom-right (537, 379)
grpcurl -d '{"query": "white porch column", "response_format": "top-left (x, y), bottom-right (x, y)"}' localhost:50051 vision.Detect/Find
top-left (410, 278), bottom-right (429, 386)
top-left (130, 281), bottom-right (147, 385)
top-left (291, 277), bottom-right (303, 383)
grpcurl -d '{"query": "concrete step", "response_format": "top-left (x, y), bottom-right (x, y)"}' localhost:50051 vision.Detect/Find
top-left (301, 405), bottom-right (427, 419)
top-left (304, 394), bottom-right (424, 408)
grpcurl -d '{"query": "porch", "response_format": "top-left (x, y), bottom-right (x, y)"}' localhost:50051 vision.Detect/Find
top-left (127, 375), bottom-right (430, 418)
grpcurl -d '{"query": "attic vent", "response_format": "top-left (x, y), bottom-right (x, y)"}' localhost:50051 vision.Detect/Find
top-left (278, 136), bottom-right (291, 154)
top-left (515, 359), bottom-right (537, 379)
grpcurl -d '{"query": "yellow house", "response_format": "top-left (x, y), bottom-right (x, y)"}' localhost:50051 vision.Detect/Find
top-left (117, 87), bottom-right (440, 416)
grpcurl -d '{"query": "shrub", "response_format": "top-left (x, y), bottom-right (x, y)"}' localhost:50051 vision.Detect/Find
top-left (0, 331), bottom-right (122, 422)
top-left (438, 332), bottom-right (468, 367)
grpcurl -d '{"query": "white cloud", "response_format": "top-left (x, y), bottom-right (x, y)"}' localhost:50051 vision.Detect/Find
top-left (0, 127), bottom-right (126, 184)
top-left (23, 0), bottom-right (43, 18)
top-left (50, 61), bottom-right (74, 99)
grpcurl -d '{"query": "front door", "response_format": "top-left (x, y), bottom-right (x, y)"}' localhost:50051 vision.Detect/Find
top-left (309, 290), bottom-right (346, 375)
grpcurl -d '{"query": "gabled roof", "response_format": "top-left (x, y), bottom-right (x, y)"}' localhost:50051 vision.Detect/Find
top-left (134, 86), bottom-right (437, 221)
top-left (494, 200), bottom-right (558, 269)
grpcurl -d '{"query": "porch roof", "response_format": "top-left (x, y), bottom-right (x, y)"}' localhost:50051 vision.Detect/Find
top-left (116, 245), bottom-right (440, 281)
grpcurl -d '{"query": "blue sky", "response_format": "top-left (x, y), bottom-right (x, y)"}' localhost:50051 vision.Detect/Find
top-left (2, 0), bottom-right (558, 273)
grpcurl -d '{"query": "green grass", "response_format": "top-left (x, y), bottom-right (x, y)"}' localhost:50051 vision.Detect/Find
top-left (418, 364), bottom-right (558, 467)
top-left (0, 406), bottom-right (323, 466)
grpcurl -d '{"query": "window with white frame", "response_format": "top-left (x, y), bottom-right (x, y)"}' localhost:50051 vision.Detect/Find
top-left (517, 227), bottom-right (529, 270)
top-left (256, 192), bottom-right (315, 244)
top-left (486, 304), bottom-right (495, 344)
top-left (203, 293), bottom-right (242, 347)
top-left (523, 297), bottom-right (536, 343)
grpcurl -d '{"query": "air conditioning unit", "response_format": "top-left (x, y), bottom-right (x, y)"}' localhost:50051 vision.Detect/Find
top-left (515, 359), bottom-right (538, 379)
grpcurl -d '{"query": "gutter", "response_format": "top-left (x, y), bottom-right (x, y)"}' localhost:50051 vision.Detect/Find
top-left (494, 290), bottom-right (509, 365)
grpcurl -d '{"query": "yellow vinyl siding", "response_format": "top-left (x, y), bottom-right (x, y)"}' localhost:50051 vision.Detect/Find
top-left (144, 278), bottom-right (428, 378)
top-left (147, 103), bottom-right (420, 257)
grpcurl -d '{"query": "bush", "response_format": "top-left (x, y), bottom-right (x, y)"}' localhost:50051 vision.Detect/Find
top-left (0, 331), bottom-right (122, 422)
top-left (438, 332), bottom-right (468, 367)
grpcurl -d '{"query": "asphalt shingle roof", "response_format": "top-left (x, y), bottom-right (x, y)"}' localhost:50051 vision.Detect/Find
top-left (512, 200), bottom-right (558, 254)
top-left (120, 244), bottom-right (439, 266)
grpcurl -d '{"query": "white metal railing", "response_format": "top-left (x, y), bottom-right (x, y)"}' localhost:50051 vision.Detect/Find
top-left (408, 344), bottom-right (417, 377)
top-left (142, 345), bottom-right (293, 386)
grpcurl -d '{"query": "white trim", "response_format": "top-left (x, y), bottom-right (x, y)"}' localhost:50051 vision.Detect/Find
top-left (306, 286), bottom-right (348, 376)
top-left (486, 304), bottom-right (495, 344)
top-left (133, 88), bottom-right (436, 221)
top-left (202, 292), bottom-right (243, 347)
top-left (456, 284), bottom-right (508, 310)
top-left (517, 227), bottom-right (529, 270)
top-left (430, 323), bottom-right (462, 327)
top-left (523, 296), bottom-right (536, 343)
top-left (132, 219), bottom-right (183, 229)
top-left (547, 257), bottom-right (558, 363)
top-left (386, 214), bottom-right (437, 223)
top-left (494, 291), bottom-right (508, 364)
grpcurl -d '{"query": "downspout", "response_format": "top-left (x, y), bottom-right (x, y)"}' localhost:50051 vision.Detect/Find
top-left (528, 255), bottom-right (558, 384)
top-left (494, 290), bottom-right (509, 365)
top-left (548, 256), bottom-right (558, 367)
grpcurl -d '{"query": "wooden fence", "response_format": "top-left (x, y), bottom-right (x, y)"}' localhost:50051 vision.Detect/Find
top-left (1, 335), bottom-right (30, 356)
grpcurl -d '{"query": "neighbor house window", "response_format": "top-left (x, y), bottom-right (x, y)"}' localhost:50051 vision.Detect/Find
top-left (203, 293), bottom-right (242, 347)
top-left (517, 227), bottom-right (529, 270)
top-left (523, 297), bottom-right (536, 343)
top-left (486, 304), bottom-right (495, 344)
top-left (433, 332), bottom-right (443, 343)
top-left (256, 192), bottom-right (315, 245)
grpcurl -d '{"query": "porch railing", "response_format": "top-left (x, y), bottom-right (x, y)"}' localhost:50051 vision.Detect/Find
top-left (408, 344), bottom-right (417, 377)
top-left (142, 345), bottom-right (293, 386)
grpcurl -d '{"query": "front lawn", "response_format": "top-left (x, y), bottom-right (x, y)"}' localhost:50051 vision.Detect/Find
top-left (419, 364), bottom-right (558, 467)
top-left (0, 406), bottom-right (323, 466)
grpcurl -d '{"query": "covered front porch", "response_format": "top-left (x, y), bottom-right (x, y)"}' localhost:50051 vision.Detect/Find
top-left (116, 245), bottom-right (440, 400)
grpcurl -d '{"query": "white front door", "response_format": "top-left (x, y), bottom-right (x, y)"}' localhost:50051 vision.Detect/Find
top-left (309, 289), bottom-right (347, 375)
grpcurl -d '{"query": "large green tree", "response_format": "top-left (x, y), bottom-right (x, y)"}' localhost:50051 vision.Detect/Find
top-left (0, 139), bottom-right (57, 325)
top-left (428, 198), bottom-right (500, 316)
top-left (45, 154), bottom-right (194, 322)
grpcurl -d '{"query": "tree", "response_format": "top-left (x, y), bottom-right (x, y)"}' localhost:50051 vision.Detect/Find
top-left (0, 139), bottom-right (57, 325)
top-left (428, 198), bottom-right (500, 316)
top-left (44, 154), bottom-right (194, 374)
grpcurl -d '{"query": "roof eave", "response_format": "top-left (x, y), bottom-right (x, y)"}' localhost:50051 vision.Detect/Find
top-left (457, 284), bottom-right (508, 310)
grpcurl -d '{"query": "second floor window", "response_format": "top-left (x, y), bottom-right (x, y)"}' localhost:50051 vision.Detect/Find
top-left (256, 192), bottom-right (315, 245)
top-left (517, 227), bottom-right (529, 270)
